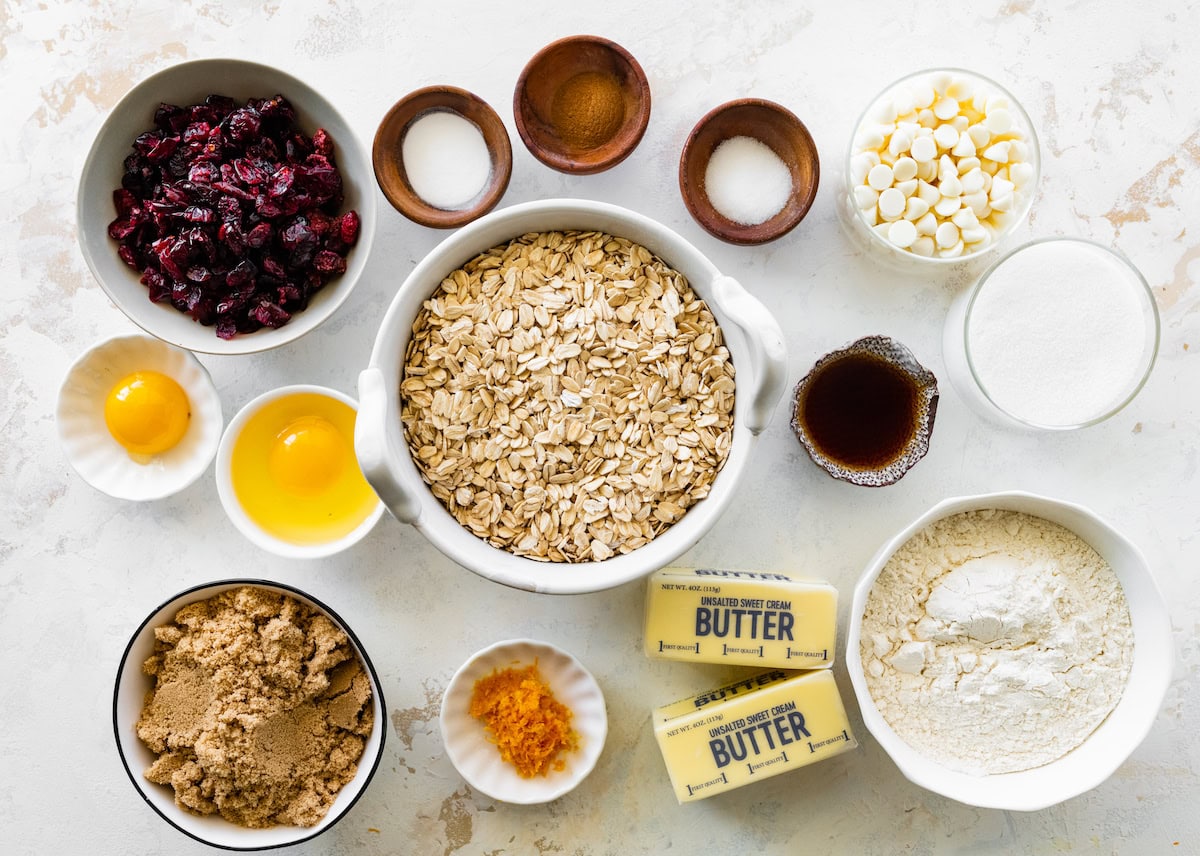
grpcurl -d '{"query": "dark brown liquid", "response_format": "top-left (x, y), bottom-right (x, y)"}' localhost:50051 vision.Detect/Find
top-left (798, 352), bottom-right (920, 470)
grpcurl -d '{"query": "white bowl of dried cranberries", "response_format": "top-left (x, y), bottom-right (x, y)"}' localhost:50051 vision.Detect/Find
top-left (77, 58), bottom-right (376, 355)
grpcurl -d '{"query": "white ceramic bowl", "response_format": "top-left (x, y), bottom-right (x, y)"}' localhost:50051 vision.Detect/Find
top-left (215, 384), bottom-right (384, 559)
top-left (440, 639), bottom-right (607, 804)
top-left (57, 333), bottom-right (223, 500)
top-left (356, 198), bottom-right (789, 594)
top-left (113, 579), bottom-right (386, 850)
top-left (840, 68), bottom-right (1040, 271)
top-left (846, 491), bottom-right (1172, 811)
top-left (77, 57), bottom-right (376, 355)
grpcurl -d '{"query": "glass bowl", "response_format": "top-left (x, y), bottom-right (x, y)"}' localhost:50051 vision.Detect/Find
top-left (841, 68), bottom-right (1040, 270)
top-left (943, 238), bottom-right (1159, 430)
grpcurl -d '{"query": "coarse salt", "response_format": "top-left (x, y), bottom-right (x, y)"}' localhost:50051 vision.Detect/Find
top-left (967, 240), bottom-right (1152, 426)
top-left (402, 110), bottom-right (492, 210)
top-left (704, 136), bottom-right (793, 226)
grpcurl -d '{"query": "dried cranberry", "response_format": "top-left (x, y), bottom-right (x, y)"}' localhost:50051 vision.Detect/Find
top-left (313, 250), bottom-right (346, 275)
top-left (245, 222), bottom-right (273, 248)
top-left (107, 92), bottom-right (360, 337)
top-left (337, 211), bottom-right (360, 245)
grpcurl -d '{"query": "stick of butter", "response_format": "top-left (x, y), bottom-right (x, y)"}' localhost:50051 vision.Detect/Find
top-left (644, 567), bottom-right (837, 668)
top-left (652, 669), bottom-right (857, 803)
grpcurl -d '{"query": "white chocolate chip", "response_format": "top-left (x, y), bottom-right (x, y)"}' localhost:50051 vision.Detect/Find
top-left (1009, 161), bottom-right (1035, 187)
top-left (961, 167), bottom-right (985, 194)
top-left (893, 87), bottom-right (916, 116)
top-left (983, 141), bottom-right (1011, 163)
top-left (888, 129), bottom-right (914, 158)
top-left (967, 124), bottom-right (991, 148)
top-left (867, 163), bottom-right (895, 190)
top-left (935, 221), bottom-right (960, 248)
top-left (904, 196), bottom-right (930, 220)
top-left (853, 185), bottom-right (879, 209)
top-left (951, 134), bottom-right (977, 158)
top-left (984, 108), bottom-right (1013, 134)
top-left (911, 82), bottom-right (935, 109)
top-left (946, 78), bottom-right (973, 101)
top-left (917, 179), bottom-right (941, 205)
top-left (940, 175), bottom-right (963, 198)
top-left (878, 187), bottom-right (906, 220)
top-left (938, 239), bottom-right (965, 258)
top-left (961, 225), bottom-right (988, 243)
top-left (951, 207), bottom-right (979, 230)
top-left (934, 195), bottom-right (961, 217)
top-left (887, 218), bottom-right (918, 248)
top-left (934, 124), bottom-right (959, 150)
top-left (911, 235), bottom-right (936, 256)
top-left (933, 96), bottom-right (959, 121)
top-left (938, 154), bottom-right (958, 182)
top-left (895, 178), bottom-right (918, 197)
top-left (990, 177), bottom-right (1015, 199)
top-left (915, 211), bottom-right (938, 235)
top-left (918, 108), bottom-right (938, 129)
top-left (910, 135), bottom-right (937, 163)
top-left (892, 156), bottom-right (918, 182)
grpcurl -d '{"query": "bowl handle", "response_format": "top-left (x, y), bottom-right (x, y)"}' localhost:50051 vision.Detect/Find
top-left (355, 367), bottom-right (422, 524)
top-left (711, 274), bottom-right (789, 434)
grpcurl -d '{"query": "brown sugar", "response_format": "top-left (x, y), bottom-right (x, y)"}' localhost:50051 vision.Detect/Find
top-left (468, 663), bottom-right (577, 778)
top-left (550, 71), bottom-right (625, 149)
top-left (135, 586), bottom-right (374, 828)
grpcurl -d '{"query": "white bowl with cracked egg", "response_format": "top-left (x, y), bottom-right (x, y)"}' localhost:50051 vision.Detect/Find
top-left (846, 491), bottom-right (1172, 811)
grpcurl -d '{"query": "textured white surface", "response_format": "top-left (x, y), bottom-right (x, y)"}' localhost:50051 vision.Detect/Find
top-left (2, 1), bottom-right (1199, 854)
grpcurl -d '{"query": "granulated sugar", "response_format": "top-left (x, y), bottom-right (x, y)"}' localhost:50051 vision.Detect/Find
top-left (704, 136), bottom-right (792, 225)
top-left (966, 240), bottom-right (1150, 427)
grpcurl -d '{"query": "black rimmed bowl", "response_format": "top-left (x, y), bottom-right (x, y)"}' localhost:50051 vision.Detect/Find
top-left (113, 579), bottom-right (385, 850)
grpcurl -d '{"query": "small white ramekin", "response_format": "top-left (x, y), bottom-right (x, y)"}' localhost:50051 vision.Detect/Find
top-left (216, 384), bottom-right (383, 558)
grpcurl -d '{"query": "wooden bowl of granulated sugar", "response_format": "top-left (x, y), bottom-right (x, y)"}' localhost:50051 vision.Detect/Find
top-left (846, 491), bottom-right (1171, 811)
top-left (113, 580), bottom-right (385, 849)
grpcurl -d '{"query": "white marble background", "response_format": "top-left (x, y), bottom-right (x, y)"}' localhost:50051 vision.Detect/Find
top-left (2, 1), bottom-right (1198, 853)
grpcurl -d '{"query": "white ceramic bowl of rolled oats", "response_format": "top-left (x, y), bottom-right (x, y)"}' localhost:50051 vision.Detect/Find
top-left (357, 199), bottom-right (788, 593)
top-left (846, 490), bottom-right (1172, 810)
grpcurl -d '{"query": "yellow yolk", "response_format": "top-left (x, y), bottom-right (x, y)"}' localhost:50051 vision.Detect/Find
top-left (268, 416), bottom-right (347, 496)
top-left (104, 371), bottom-right (191, 456)
top-left (230, 393), bottom-right (377, 545)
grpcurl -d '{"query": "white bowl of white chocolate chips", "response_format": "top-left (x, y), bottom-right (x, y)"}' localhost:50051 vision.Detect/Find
top-left (843, 68), bottom-right (1039, 265)
top-left (846, 491), bottom-right (1171, 811)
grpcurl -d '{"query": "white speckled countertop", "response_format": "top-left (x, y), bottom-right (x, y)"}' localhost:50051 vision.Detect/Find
top-left (3, 1), bottom-right (1198, 853)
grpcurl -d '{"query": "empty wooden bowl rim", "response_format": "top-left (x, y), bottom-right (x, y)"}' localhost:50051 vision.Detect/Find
top-left (679, 97), bottom-right (820, 245)
top-left (513, 34), bottom-right (652, 175)
top-left (373, 85), bottom-right (513, 229)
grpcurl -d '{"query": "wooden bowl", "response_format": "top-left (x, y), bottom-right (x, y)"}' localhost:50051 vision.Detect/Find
top-left (513, 35), bottom-right (651, 175)
top-left (373, 86), bottom-right (512, 229)
top-left (679, 98), bottom-right (820, 245)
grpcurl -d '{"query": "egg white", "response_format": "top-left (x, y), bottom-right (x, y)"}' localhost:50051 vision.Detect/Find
top-left (56, 334), bottom-right (224, 500)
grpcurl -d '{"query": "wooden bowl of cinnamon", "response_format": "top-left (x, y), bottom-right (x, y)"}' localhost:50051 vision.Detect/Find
top-left (513, 35), bottom-right (652, 175)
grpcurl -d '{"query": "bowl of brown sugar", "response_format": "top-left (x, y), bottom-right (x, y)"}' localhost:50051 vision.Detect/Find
top-left (113, 581), bottom-right (385, 849)
top-left (513, 34), bottom-right (652, 174)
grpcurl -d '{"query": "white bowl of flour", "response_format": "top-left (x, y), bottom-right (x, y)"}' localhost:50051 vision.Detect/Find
top-left (847, 491), bottom-right (1171, 811)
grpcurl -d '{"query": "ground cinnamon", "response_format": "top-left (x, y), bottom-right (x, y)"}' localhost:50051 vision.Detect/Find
top-left (550, 71), bottom-right (625, 149)
top-left (468, 663), bottom-right (577, 778)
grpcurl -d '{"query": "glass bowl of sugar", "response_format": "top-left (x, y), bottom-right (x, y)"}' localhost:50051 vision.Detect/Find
top-left (943, 238), bottom-right (1160, 430)
top-left (842, 68), bottom-right (1039, 269)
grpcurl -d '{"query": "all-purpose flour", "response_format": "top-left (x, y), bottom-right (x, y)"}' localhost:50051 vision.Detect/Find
top-left (860, 509), bottom-right (1133, 775)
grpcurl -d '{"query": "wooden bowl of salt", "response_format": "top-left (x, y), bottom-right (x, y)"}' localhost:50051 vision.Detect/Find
top-left (513, 35), bottom-right (652, 175)
top-left (680, 98), bottom-right (819, 245)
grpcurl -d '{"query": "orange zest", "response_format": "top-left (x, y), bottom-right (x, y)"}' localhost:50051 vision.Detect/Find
top-left (469, 663), bottom-right (578, 778)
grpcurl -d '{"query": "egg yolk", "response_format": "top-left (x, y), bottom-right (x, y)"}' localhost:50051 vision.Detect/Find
top-left (104, 371), bottom-right (191, 456)
top-left (268, 416), bottom-right (347, 496)
top-left (230, 393), bottom-right (377, 545)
